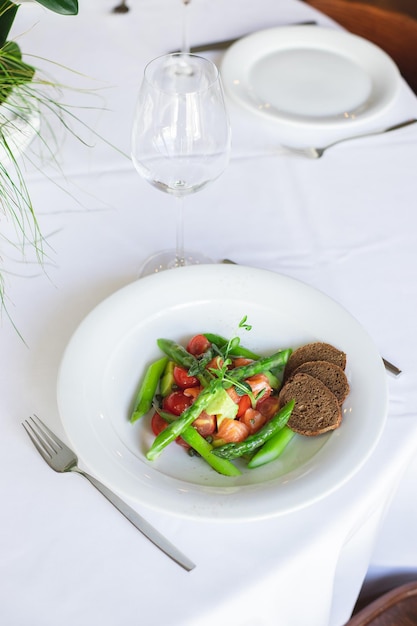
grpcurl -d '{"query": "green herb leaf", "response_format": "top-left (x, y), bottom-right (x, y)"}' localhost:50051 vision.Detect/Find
top-left (239, 315), bottom-right (252, 331)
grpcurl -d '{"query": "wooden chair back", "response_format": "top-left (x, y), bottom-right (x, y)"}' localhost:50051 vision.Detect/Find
top-left (304, 0), bottom-right (417, 94)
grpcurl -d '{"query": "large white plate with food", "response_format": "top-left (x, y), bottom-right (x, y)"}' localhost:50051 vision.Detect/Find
top-left (220, 26), bottom-right (400, 128)
top-left (57, 264), bottom-right (387, 521)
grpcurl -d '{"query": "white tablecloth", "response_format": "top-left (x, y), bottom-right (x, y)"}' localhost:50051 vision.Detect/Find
top-left (1, 1), bottom-right (417, 625)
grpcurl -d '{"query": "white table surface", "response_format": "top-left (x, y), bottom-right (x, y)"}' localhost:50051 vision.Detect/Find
top-left (1, 1), bottom-right (417, 625)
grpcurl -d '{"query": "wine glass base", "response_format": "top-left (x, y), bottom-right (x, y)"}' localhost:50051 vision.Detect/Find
top-left (139, 249), bottom-right (212, 277)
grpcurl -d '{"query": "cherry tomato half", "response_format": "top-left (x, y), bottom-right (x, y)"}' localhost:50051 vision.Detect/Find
top-left (173, 366), bottom-right (199, 390)
top-left (162, 391), bottom-right (193, 416)
top-left (236, 394), bottom-right (251, 418)
top-left (150, 412), bottom-right (189, 448)
top-left (186, 334), bottom-right (211, 356)
top-left (151, 412), bottom-right (167, 437)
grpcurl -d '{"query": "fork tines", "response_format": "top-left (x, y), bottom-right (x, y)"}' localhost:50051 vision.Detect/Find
top-left (22, 415), bottom-right (61, 462)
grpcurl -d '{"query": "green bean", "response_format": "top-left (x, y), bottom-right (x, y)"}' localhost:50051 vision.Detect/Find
top-left (212, 399), bottom-right (295, 460)
top-left (129, 357), bottom-right (168, 423)
top-left (228, 349), bottom-right (292, 382)
top-left (146, 379), bottom-right (223, 461)
top-left (203, 333), bottom-right (261, 359)
top-left (157, 409), bottom-right (241, 476)
top-left (247, 426), bottom-right (296, 469)
top-left (157, 338), bottom-right (211, 385)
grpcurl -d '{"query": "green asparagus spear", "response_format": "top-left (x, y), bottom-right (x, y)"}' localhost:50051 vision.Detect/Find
top-left (146, 378), bottom-right (223, 461)
top-left (156, 409), bottom-right (241, 476)
top-left (130, 356), bottom-right (168, 423)
top-left (247, 426), bottom-right (296, 469)
top-left (203, 333), bottom-right (261, 359)
top-left (212, 399), bottom-right (295, 460)
top-left (227, 349), bottom-right (292, 382)
top-left (157, 338), bottom-right (211, 385)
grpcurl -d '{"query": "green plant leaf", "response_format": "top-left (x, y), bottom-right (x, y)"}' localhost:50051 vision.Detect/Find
top-left (0, 1), bottom-right (18, 48)
top-left (33, 0), bottom-right (79, 15)
top-left (0, 41), bottom-right (35, 102)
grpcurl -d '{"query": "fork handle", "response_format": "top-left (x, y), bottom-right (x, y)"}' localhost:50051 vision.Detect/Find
top-left (329, 118), bottom-right (417, 150)
top-left (73, 468), bottom-right (195, 571)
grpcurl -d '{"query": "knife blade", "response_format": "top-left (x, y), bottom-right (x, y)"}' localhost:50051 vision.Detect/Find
top-left (85, 471), bottom-right (196, 571)
top-left (220, 260), bottom-right (402, 376)
top-left (170, 21), bottom-right (317, 54)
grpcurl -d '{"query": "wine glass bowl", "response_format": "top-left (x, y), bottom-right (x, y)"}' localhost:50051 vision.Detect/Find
top-left (131, 53), bottom-right (231, 276)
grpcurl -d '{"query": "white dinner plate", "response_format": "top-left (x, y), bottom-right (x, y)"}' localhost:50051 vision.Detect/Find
top-left (221, 26), bottom-right (400, 128)
top-left (57, 265), bottom-right (387, 521)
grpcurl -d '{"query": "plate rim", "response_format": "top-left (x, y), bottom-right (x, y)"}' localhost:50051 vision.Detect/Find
top-left (57, 265), bottom-right (388, 521)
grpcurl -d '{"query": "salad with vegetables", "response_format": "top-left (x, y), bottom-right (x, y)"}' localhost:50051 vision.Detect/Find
top-left (129, 317), bottom-right (297, 476)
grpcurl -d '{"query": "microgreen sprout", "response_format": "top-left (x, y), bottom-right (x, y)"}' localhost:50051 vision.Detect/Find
top-left (238, 315), bottom-right (252, 332)
top-left (202, 317), bottom-right (266, 408)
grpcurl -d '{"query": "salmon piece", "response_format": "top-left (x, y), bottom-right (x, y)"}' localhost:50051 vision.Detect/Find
top-left (216, 418), bottom-right (249, 443)
top-left (240, 408), bottom-right (267, 434)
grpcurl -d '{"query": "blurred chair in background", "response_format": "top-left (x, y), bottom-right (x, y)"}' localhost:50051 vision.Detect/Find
top-left (304, 0), bottom-right (417, 94)
top-left (345, 580), bottom-right (417, 625)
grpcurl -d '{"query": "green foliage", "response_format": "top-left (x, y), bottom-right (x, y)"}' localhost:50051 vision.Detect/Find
top-left (0, 1), bottom-right (78, 48)
top-left (34, 0), bottom-right (79, 15)
top-left (0, 1), bottom-right (79, 104)
top-left (0, 2), bottom-right (18, 48)
top-left (0, 41), bottom-right (34, 103)
top-left (0, 0), bottom-right (80, 325)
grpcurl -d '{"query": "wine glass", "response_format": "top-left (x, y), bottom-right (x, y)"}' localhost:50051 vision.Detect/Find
top-left (181, 0), bottom-right (191, 53)
top-left (131, 53), bottom-right (231, 276)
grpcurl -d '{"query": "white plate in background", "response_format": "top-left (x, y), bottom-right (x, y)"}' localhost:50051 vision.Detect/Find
top-left (221, 26), bottom-right (400, 128)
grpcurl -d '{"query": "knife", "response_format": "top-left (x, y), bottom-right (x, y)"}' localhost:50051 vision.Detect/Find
top-left (171, 21), bottom-right (317, 54)
top-left (81, 471), bottom-right (196, 571)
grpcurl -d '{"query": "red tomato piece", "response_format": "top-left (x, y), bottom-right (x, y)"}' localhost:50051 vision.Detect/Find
top-left (175, 437), bottom-right (190, 449)
top-left (173, 365), bottom-right (199, 389)
top-left (151, 412), bottom-right (167, 436)
top-left (236, 394), bottom-right (251, 418)
top-left (186, 334), bottom-right (211, 356)
top-left (226, 387), bottom-right (257, 417)
top-left (162, 391), bottom-right (193, 416)
top-left (151, 412), bottom-right (189, 448)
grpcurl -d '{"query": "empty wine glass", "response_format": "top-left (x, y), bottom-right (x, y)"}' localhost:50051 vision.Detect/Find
top-left (181, 0), bottom-right (191, 52)
top-left (131, 53), bottom-right (231, 276)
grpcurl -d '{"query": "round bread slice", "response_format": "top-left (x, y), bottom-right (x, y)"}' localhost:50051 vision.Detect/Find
top-left (279, 372), bottom-right (342, 436)
top-left (284, 342), bottom-right (347, 381)
top-left (291, 360), bottom-right (350, 406)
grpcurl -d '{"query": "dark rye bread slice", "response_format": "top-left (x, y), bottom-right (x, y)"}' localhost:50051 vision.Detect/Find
top-left (291, 360), bottom-right (350, 406)
top-left (284, 342), bottom-right (347, 381)
top-left (279, 372), bottom-right (342, 436)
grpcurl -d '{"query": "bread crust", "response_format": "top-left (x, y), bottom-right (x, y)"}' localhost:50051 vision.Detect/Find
top-left (279, 372), bottom-right (342, 436)
top-left (284, 341), bottom-right (347, 381)
top-left (291, 360), bottom-right (350, 405)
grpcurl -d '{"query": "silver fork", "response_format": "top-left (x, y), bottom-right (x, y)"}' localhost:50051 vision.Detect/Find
top-left (22, 415), bottom-right (195, 571)
top-left (283, 119), bottom-right (417, 159)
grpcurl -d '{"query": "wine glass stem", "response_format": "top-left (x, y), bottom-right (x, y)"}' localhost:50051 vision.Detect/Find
top-left (176, 195), bottom-right (185, 267)
top-left (182, 0), bottom-right (191, 53)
